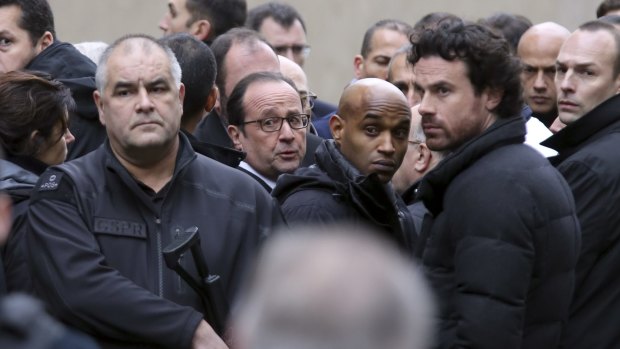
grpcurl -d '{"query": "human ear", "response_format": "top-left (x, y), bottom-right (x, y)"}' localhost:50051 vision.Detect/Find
top-left (485, 88), bottom-right (503, 111)
top-left (35, 31), bottom-right (54, 54)
top-left (93, 90), bottom-right (106, 126)
top-left (329, 114), bottom-right (344, 143)
top-left (192, 20), bottom-right (212, 42)
top-left (227, 125), bottom-right (243, 151)
top-left (353, 55), bottom-right (365, 79)
top-left (205, 87), bottom-right (218, 113)
top-left (414, 143), bottom-right (432, 172)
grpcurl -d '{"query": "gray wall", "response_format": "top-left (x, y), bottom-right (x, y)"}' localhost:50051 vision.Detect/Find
top-left (49, 0), bottom-right (601, 105)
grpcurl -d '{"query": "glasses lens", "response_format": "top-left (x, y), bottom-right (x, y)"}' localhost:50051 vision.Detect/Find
top-left (260, 117), bottom-right (282, 132)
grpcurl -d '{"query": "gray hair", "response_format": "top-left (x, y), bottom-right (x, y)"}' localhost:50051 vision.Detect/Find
top-left (233, 225), bottom-right (435, 349)
top-left (95, 34), bottom-right (182, 92)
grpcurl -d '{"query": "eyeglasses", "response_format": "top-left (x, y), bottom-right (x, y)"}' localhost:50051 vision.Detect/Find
top-left (274, 44), bottom-right (311, 57)
top-left (300, 91), bottom-right (318, 110)
top-left (242, 114), bottom-right (310, 132)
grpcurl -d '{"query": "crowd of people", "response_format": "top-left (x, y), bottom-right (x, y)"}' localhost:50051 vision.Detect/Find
top-left (0, 0), bottom-right (619, 348)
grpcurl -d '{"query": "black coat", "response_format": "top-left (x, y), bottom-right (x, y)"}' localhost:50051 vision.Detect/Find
top-left (542, 94), bottom-right (620, 349)
top-left (26, 41), bottom-right (105, 160)
top-left (272, 140), bottom-right (416, 253)
top-left (417, 116), bottom-right (581, 349)
top-left (0, 156), bottom-right (48, 294)
top-left (26, 135), bottom-right (284, 348)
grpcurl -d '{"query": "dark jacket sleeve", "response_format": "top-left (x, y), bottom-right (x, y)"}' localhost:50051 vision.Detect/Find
top-left (447, 175), bottom-right (535, 348)
top-left (557, 160), bottom-right (613, 297)
top-left (26, 177), bottom-right (202, 349)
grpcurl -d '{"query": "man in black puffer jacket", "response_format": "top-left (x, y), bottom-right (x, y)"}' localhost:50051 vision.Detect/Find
top-left (272, 78), bottom-right (416, 254)
top-left (541, 21), bottom-right (620, 349)
top-left (410, 20), bottom-right (581, 349)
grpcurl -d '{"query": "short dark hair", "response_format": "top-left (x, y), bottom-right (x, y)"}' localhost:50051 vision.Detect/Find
top-left (413, 12), bottom-right (460, 31)
top-left (0, 71), bottom-right (74, 157)
top-left (478, 12), bottom-right (532, 53)
top-left (597, 0), bottom-right (620, 17)
top-left (580, 20), bottom-right (620, 77)
top-left (409, 21), bottom-right (523, 118)
top-left (360, 19), bottom-right (412, 58)
top-left (210, 28), bottom-right (275, 116)
top-left (159, 33), bottom-right (216, 120)
top-left (246, 2), bottom-right (306, 33)
top-left (0, 0), bottom-right (56, 45)
top-left (185, 0), bottom-right (247, 43)
top-left (227, 71), bottom-right (297, 128)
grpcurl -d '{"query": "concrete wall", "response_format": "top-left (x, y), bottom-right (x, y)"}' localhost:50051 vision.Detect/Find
top-left (49, 0), bottom-right (601, 105)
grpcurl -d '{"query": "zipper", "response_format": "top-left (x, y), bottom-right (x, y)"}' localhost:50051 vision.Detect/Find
top-left (155, 216), bottom-right (163, 297)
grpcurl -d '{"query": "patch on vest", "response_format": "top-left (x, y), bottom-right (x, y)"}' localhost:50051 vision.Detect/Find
top-left (93, 217), bottom-right (147, 239)
top-left (38, 172), bottom-right (63, 192)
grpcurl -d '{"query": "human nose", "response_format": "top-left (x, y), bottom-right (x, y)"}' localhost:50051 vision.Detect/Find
top-left (278, 119), bottom-right (296, 141)
top-left (533, 70), bottom-right (547, 91)
top-left (558, 70), bottom-right (575, 94)
top-left (159, 15), bottom-right (169, 32)
top-left (417, 92), bottom-right (434, 117)
top-left (377, 133), bottom-right (396, 155)
top-left (407, 87), bottom-right (420, 107)
top-left (64, 129), bottom-right (75, 145)
top-left (136, 88), bottom-right (155, 112)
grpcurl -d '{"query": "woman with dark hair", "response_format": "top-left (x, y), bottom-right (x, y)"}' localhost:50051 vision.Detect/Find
top-left (0, 70), bottom-right (76, 293)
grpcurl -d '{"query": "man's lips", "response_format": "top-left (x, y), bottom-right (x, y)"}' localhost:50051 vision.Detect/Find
top-left (558, 99), bottom-right (579, 111)
top-left (277, 150), bottom-right (299, 160)
top-left (530, 95), bottom-right (550, 104)
top-left (371, 159), bottom-right (396, 172)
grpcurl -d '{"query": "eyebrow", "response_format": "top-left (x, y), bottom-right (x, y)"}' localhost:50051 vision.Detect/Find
top-left (556, 61), bottom-right (596, 69)
top-left (362, 113), bottom-right (382, 121)
top-left (112, 77), bottom-right (170, 90)
top-left (414, 79), bottom-right (453, 91)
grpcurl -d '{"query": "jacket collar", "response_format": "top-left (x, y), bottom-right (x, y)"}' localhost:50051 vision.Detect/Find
top-left (103, 132), bottom-right (197, 189)
top-left (542, 94), bottom-right (620, 163)
top-left (418, 116), bottom-right (526, 215)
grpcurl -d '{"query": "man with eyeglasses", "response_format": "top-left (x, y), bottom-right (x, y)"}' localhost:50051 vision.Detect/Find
top-left (272, 78), bottom-right (416, 253)
top-left (246, 2), bottom-right (337, 123)
top-left (227, 72), bottom-right (307, 192)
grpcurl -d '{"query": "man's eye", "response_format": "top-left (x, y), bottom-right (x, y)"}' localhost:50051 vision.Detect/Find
top-left (394, 128), bottom-right (409, 139)
top-left (365, 126), bottom-right (379, 136)
top-left (262, 118), bottom-right (277, 127)
top-left (522, 66), bottom-right (535, 74)
top-left (0, 38), bottom-right (11, 46)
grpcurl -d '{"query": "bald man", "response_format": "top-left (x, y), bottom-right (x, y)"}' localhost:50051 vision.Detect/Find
top-left (387, 45), bottom-right (420, 108)
top-left (272, 78), bottom-right (416, 253)
top-left (518, 22), bottom-right (571, 127)
top-left (233, 226), bottom-right (435, 349)
top-left (279, 55), bottom-right (323, 166)
top-left (392, 105), bottom-right (444, 197)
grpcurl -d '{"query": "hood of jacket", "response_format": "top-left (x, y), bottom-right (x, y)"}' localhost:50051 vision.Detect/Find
top-left (26, 41), bottom-right (99, 121)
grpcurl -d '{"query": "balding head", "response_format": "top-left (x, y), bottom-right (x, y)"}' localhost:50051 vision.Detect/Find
top-left (517, 22), bottom-right (570, 122)
top-left (96, 35), bottom-right (182, 93)
top-left (279, 55), bottom-right (311, 114)
top-left (330, 78), bottom-right (411, 183)
top-left (233, 225), bottom-right (435, 349)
